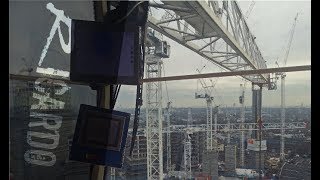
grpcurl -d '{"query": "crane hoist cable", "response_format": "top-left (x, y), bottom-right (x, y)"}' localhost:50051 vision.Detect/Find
top-left (129, 7), bottom-right (149, 155)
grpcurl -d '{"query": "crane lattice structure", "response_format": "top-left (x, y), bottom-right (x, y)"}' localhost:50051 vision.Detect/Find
top-left (145, 27), bottom-right (170, 179)
top-left (145, 51), bottom-right (163, 180)
top-left (275, 13), bottom-right (299, 160)
top-left (239, 83), bottom-right (246, 168)
top-left (164, 102), bottom-right (172, 172)
top-left (148, 0), bottom-right (268, 84)
top-left (131, 121), bottom-right (306, 136)
top-left (145, 0), bottom-right (285, 178)
top-left (195, 68), bottom-right (217, 151)
top-left (162, 121), bottom-right (306, 134)
top-left (183, 129), bottom-right (192, 179)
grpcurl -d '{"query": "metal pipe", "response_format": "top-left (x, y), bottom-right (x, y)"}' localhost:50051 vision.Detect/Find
top-left (259, 85), bottom-right (262, 180)
top-left (10, 65), bottom-right (311, 85)
top-left (141, 65), bottom-right (310, 83)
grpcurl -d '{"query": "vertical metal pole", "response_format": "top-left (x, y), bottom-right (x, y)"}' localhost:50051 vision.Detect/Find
top-left (184, 133), bottom-right (192, 179)
top-left (166, 103), bottom-right (171, 173)
top-left (90, 86), bottom-right (110, 180)
top-left (158, 61), bottom-right (164, 180)
top-left (90, 2), bottom-right (108, 180)
top-left (187, 108), bottom-right (192, 127)
top-left (210, 100), bottom-right (213, 150)
top-left (252, 83), bottom-right (257, 140)
top-left (240, 84), bottom-right (245, 168)
top-left (206, 100), bottom-right (209, 150)
top-left (280, 75), bottom-right (286, 160)
top-left (258, 85), bottom-right (262, 180)
top-left (146, 58), bottom-right (163, 180)
top-left (206, 100), bottom-right (213, 150)
top-left (227, 112), bottom-right (230, 144)
top-left (214, 106), bottom-right (218, 135)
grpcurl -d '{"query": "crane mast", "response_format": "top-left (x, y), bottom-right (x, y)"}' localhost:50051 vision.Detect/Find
top-left (184, 130), bottom-right (192, 179)
top-left (145, 56), bottom-right (164, 180)
top-left (239, 84), bottom-right (245, 168)
top-left (226, 111), bottom-right (231, 144)
top-left (165, 102), bottom-right (172, 173)
top-left (145, 28), bottom-right (171, 180)
top-left (195, 69), bottom-right (215, 150)
top-left (183, 111), bottom-right (192, 179)
top-left (206, 99), bottom-right (213, 150)
top-left (280, 75), bottom-right (285, 160)
top-left (279, 13), bottom-right (298, 160)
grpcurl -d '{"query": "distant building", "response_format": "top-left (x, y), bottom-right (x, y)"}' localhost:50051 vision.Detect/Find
top-left (122, 132), bottom-right (147, 179)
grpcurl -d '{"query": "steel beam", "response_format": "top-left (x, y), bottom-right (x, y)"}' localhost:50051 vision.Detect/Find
top-left (162, 122), bottom-right (306, 133)
top-left (141, 65), bottom-right (311, 83)
top-left (148, 1), bottom-right (269, 83)
top-left (127, 121), bottom-right (306, 134)
top-left (10, 65), bottom-right (310, 85)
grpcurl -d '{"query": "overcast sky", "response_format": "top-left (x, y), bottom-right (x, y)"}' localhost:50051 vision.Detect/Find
top-left (115, 1), bottom-right (311, 109)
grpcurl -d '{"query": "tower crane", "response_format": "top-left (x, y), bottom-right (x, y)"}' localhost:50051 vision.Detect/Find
top-left (276, 13), bottom-right (299, 160)
top-left (145, 27), bottom-right (171, 180)
top-left (195, 67), bottom-right (218, 151)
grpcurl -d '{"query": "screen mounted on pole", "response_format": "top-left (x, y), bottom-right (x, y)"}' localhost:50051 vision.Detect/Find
top-left (70, 20), bottom-right (139, 85)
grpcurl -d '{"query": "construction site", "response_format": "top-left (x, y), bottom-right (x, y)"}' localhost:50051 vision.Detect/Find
top-left (118, 1), bottom-right (311, 179)
top-left (9, 0), bottom-right (311, 180)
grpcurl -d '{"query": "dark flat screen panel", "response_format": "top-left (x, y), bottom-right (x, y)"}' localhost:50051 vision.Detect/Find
top-left (70, 20), bottom-right (138, 85)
